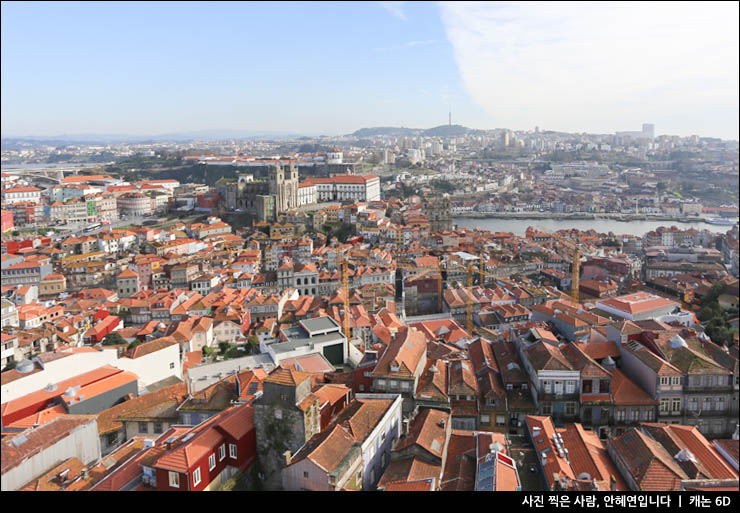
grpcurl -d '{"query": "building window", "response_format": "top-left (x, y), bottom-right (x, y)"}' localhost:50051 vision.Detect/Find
top-left (659, 377), bottom-right (670, 386)
top-left (541, 404), bottom-right (552, 415)
top-left (481, 414), bottom-right (491, 424)
top-left (582, 380), bottom-right (592, 394)
top-left (170, 362), bottom-right (175, 369)
top-left (543, 380), bottom-right (552, 393)
top-left (643, 409), bottom-right (654, 421)
top-left (193, 468), bottom-right (201, 487)
top-left (219, 444), bottom-right (226, 461)
top-left (672, 398), bottom-right (681, 412)
top-left (169, 471), bottom-right (179, 488)
top-left (275, 408), bottom-right (282, 419)
top-left (565, 381), bottom-right (575, 394)
top-left (671, 376), bottom-right (681, 386)
top-left (496, 414), bottom-right (506, 426)
top-left (659, 398), bottom-right (669, 413)
top-left (377, 379), bottom-right (386, 388)
top-left (209, 453), bottom-right (216, 471)
top-left (615, 409), bottom-right (626, 421)
top-left (599, 380), bottom-right (610, 394)
top-left (139, 422), bottom-right (148, 433)
top-left (303, 471), bottom-right (309, 479)
top-left (154, 422), bottom-right (163, 434)
top-left (565, 403), bottom-right (576, 416)
top-left (229, 444), bottom-right (237, 459)
top-left (630, 409), bottom-right (639, 422)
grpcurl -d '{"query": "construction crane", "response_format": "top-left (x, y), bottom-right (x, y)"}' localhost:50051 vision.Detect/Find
top-left (332, 255), bottom-right (352, 357)
top-left (466, 262), bottom-right (474, 336)
top-left (436, 258), bottom-right (445, 313)
top-left (537, 226), bottom-right (583, 304)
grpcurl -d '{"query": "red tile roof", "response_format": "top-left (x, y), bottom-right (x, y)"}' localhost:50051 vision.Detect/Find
top-left (1, 415), bottom-right (98, 474)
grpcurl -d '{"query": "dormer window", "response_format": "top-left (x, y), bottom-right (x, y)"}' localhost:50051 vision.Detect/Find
top-left (390, 364), bottom-right (400, 373)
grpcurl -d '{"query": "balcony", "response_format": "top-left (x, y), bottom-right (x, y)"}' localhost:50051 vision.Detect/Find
top-left (683, 385), bottom-right (733, 393)
top-left (537, 392), bottom-right (579, 402)
top-left (685, 408), bottom-right (730, 418)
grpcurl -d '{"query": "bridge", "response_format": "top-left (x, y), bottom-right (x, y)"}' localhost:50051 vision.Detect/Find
top-left (3, 167), bottom-right (65, 185)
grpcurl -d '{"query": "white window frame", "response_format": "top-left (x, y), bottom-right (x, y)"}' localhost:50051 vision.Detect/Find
top-left (481, 414), bottom-right (491, 424)
top-left (659, 398), bottom-right (669, 413)
top-left (209, 453), bottom-right (216, 471)
top-left (219, 444), bottom-right (226, 461)
top-left (659, 376), bottom-right (670, 386)
top-left (169, 471), bottom-right (180, 488)
top-left (672, 398), bottom-right (681, 412)
top-left (229, 443), bottom-right (237, 459)
top-left (193, 467), bottom-right (201, 487)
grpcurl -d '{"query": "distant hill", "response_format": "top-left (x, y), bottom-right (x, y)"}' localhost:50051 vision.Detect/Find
top-left (1, 129), bottom-right (306, 147)
top-left (421, 124), bottom-right (484, 137)
top-left (351, 124), bottom-right (482, 138)
top-left (351, 127), bottom-right (421, 137)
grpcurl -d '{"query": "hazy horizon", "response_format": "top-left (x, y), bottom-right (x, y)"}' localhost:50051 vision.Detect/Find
top-left (2, 1), bottom-right (738, 140)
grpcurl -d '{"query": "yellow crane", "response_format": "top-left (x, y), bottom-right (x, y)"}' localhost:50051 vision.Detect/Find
top-left (537, 226), bottom-right (583, 304)
top-left (466, 262), bottom-right (473, 336)
top-left (436, 257), bottom-right (446, 313)
top-left (333, 255), bottom-right (352, 357)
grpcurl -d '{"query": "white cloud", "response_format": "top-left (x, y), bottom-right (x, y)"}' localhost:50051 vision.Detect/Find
top-left (380, 1), bottom-right (407, 21)
top-left (438, 1), bottom-right (739, 138)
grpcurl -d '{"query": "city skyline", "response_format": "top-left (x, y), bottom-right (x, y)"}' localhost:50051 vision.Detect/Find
top-left (2, 1), bottom-right (738, 140)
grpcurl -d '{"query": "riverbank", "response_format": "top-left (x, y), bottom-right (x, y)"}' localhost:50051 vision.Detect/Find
top-left (454, 212), bottom-right (713, 223)
top-left (452, 216), bottom-right (735, 238)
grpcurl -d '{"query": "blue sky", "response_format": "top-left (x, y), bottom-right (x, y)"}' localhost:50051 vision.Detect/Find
top-left (2, 1), bottom-right (738, 139)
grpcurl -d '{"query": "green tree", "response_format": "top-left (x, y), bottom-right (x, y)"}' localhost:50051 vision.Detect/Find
top-left (247, 335), bottom-right (259, 354)
top-left (218, 341), bottom-right (232, 355)
top-left (2, 360), bottom-right (17, 372)
top-left (103, 331), bottom-right (126, 346)
top-left (127, 340), bottom-right (143, 350)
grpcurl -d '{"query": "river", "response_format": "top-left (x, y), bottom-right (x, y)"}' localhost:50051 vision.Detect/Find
top-left (453, 217), bottom-right (738, 237)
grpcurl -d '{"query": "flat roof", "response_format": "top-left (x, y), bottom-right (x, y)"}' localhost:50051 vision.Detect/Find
top-left (299, 316), bottom-right (340, 335)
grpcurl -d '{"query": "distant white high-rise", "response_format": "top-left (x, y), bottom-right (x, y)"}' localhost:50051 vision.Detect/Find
top-left (642, 123), bottom-right (655, 139)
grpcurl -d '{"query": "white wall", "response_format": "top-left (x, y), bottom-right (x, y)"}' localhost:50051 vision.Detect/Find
top-left (115, 343), bottom-right (182, 390)
top-left (1, 418), bottom-right (101, 491)
top-left (1, 350), bottom-right (117, 403)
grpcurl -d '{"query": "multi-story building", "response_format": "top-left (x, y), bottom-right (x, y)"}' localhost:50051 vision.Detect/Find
top-left (516, 328), bottom-right (581, 424)
top-left (2, 186), bottom-right (42, 205)
top-left (297, 182), bottom-right (317, 206)
top-left (1, 258), bottom-right (53, 286)
top-left (304, 174), bottom-right (380, 203)
top-left (371, 327), bottom-right (427, 413)
top-left (118, 192), bottom-right (154, 217)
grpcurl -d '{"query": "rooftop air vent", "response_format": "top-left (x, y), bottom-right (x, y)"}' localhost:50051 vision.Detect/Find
top-left (64, 386), bottom-right (77, 398)
top-left (669, 335), bottom-right (688, 349)
top-left (16, 359), bottom-right (34, 374)
top-left (675, 449), bottom-right (696, 463)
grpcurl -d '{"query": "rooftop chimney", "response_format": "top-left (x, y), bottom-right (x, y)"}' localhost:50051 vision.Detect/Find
top-left (283, 450), bottom-right (292, 466)
top-left (610, 474), bottom-right (617, 492)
